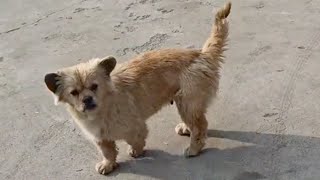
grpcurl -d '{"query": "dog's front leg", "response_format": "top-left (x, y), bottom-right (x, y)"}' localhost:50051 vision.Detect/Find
top-left (125, 123), bottom-right (148, 158)
top-left (95, 139), bottom-right (118, 175)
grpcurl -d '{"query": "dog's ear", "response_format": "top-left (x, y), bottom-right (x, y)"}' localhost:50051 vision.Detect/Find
top-left (98, 56), bottom-right (117, 75)
top-left (44, 73), bottom-right (61, 94)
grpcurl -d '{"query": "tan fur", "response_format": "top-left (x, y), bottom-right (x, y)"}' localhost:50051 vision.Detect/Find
top-left (44, 2), bottom-right (231, 175)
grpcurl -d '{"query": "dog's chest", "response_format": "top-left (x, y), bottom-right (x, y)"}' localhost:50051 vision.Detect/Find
top-left (78, 120), bottom-right (103, 140)
top-left (74, 116), bottom-right (123, 141)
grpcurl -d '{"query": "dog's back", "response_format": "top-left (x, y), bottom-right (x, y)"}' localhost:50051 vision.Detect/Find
top-left (112, 2), bottom-right (231, 113)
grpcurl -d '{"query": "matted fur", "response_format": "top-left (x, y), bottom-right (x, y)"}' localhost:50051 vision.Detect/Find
top-left (44, 2), bottom-right (231, 175)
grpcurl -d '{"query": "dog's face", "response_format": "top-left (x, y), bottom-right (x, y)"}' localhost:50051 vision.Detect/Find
top-left (44, 56), bottom-right (117, 114)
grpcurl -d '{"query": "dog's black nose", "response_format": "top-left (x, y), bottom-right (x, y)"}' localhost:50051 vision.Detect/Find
top-left (83, 96), bottom-right (96, 111)
top-left (83, 96), bottom-right (93, 105)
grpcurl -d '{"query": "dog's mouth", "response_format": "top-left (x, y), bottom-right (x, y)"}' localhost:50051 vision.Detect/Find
top-left (83, 103), bottom-right (97, 112)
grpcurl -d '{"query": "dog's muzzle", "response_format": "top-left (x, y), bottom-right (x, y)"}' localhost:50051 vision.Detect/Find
top-left (83, 96), bottom-right (97, 111)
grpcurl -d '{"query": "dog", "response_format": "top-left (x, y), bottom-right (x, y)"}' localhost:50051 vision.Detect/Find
top-left (44, 2), bottom-right (231, 175)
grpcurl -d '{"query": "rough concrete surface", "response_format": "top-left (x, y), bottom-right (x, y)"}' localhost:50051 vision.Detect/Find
top-left (1, 0), bottom-right (320, 179)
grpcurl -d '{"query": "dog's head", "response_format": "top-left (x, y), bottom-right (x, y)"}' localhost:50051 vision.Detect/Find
top-left (44, 56), bottom-right (117, 114)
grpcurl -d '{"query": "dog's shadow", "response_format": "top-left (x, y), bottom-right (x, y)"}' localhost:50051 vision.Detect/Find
top-left (110, 130), bottom-right (320, 180)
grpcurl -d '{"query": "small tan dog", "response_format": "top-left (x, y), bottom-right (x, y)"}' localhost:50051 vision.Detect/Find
top-left (44, 2), bottom-right (231, 175)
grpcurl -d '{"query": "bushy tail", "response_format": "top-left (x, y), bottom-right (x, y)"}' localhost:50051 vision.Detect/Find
top-left (201, 2), bottom-right (231, 62)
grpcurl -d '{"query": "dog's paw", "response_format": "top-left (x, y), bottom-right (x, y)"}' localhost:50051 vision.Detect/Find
top-left (175, 123), bottom-right (190, 136)
top-left (183, 146), bottom-right (201, 157)
top-left (127, 146), bottom-right (144, 158)
top-left (95, 161), bottom-right (118, 175)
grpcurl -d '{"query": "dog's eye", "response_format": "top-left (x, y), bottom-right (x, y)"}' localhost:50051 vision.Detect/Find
top-left (70, 90), bottom-right (79, 96)
top-left (90, 84), bottom-right (98, 91)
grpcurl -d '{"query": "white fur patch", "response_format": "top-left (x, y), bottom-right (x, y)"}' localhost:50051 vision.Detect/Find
top-left (53, 94), bottom-right (60, 106)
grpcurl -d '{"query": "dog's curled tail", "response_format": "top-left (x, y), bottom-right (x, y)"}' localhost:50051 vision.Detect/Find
top-left (201, 2), bottom-right (231, 63)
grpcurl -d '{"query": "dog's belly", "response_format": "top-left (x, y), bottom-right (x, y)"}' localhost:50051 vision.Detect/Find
top-left (132, 75), bottom-right (179, 118)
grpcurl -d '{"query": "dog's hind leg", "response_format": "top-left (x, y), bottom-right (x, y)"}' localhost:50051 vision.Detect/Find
top-left (175, 122), bottom-right (191, 136)
top-left (174, 97), bottom-right (208, 157)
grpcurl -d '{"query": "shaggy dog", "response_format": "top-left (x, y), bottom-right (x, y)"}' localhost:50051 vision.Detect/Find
top-left (44, 2), bottom-right (231, 175)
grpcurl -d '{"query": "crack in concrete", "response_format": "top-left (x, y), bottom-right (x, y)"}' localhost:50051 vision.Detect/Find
top-left (0, 0), bottom-right (88, 35)
top-left (116, 33), bottom-right (169, 56)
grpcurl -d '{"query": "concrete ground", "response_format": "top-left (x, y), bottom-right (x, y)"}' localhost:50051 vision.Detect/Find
top-left (1, 0), bottom-right (320, 179)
